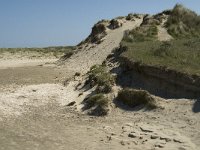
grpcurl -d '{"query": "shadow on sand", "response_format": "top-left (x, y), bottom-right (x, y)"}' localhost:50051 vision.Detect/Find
top-left (193, 99), bottom-right (200, 113)
top-left (113, 97), bottom-right (154, 112)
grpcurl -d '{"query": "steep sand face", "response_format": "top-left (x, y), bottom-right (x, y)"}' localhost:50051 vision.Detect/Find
top-left (62, 18), bottom-right (143, 74)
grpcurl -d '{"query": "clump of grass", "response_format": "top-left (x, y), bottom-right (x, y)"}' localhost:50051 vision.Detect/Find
top-left (141, 15), bottom-right (161, 26)
top-left (117, 88), bottom-right (157, 109)
top-left (84, 94), bottom-right (109, 116)
top-left (61, 51), bottom-right (74, 59)
top-left (84, 94), bottom-right (108, 108)
top-left (126, 13), bottom-right (141, 21)
top-left (75, 72), bottom-right (81, 76)
top-left (126, 13), bottom-right (135, 21)
top-left (166, 4), bottom-right (200, 38)
top-left (116, 16), bottom-right (125, 20)
top-left (87, 65), bottom-right (115, 93)
top-left (123, 25), bottom-right (158, 42)
top-left (83, 65), bottom-right (114, 116)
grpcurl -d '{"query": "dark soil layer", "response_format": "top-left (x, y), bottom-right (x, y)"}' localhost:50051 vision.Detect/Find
top-left (118, 56), bottom-right (200, 99)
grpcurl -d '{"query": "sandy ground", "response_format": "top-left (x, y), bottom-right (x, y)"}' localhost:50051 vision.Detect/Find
top-left (157, 19), bottom-right (173, 41)
top-left (0, 59), bottom-right (57, 69)
top-left (0, 18), bottom-right (199, 150)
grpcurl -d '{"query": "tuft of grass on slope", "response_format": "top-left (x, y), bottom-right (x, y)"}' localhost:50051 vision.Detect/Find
top-left (84, 94), bottom-right (108, 109)
top-left (123, 25), bottom-right (158, 42)
top-left (117, 88), bottom-right (157, 109)
top-left (84, 94), bottom-right (109, 116)
top-left (87, 65), bottom-right (115, 93)
top-left (126, 13), bottom-right (141, 21)
top-left (166, 4), bottom-right (200, 38)
top-left (121, 38), bottom-right (200, 75)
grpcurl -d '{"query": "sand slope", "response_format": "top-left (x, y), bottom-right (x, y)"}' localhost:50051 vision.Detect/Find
top-left (62, 18), bottom-right (143, 74)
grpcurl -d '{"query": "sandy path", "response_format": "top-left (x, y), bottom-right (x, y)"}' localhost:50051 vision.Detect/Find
top-left (157, 19), bottom-right (173, 41)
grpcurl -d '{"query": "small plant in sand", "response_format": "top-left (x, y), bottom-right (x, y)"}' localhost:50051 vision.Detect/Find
top-left (84, 94), bottom-right (109, 116)
top-left (75, 72), bottom-right (81, 76)
top-left (87, 65), bottom-right (115, 93)
top-left (126, 13), bottom-right (141, 21)
top-left (117, 88), bottom-right (157, 109)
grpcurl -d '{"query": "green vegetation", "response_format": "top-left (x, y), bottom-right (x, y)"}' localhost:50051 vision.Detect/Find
top-left (126, 13), bottom-right (141, 21)
top-left (83, 65), bottom-right (115, 116)
top-left (116, 16), bottom-right (125, 20)
top-left (87, 65), bottom-right (115, 93)
top-left (166, 4), bottom-right (200, 38)
top-left (123, 25), bottom-right (158, 42)
top-left (74, 72), bottom-right (81, 76)
top-left (121, 6), bottom-right (200, 76)
top-left (84, 94), bottom-right (109, 116)
top-left (0, 46), bottom-right (75, 58)
top-left (84, 94), bottom-right (108, 109)
top-left (117, 88), bottom-right (157, 109)
top-left (121, 39), bottom-right (200, 75)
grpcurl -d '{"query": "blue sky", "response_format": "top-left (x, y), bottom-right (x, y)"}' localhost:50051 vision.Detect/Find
top-left (0, 0), bottom-right (199, 48)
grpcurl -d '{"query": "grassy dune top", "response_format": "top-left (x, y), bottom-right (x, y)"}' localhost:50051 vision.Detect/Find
top-left (166, 4), bottom-right (200, 38)
top-left (121, 39), bottom-right (200, 75)
top-left (121, 4), bottom-right (200, 76)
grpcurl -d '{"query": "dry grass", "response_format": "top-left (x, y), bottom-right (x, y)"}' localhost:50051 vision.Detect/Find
top-left (83, 94), bottom-right (109, 116)
top-left (87, 65), bottom-right (115, 93)
top-left (122, 25), bottom-right (158, 42)
top-left (121, 39), bottom-right (200, 75)
top-left (126, 13), bottom-right (141, 21)
top-left (117, 88), bottom-right (157, 109)
top-left (166, 4), bottom-right (200, 38)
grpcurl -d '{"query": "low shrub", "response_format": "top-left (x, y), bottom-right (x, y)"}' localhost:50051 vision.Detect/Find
top-left (126, 13), bottom-right (141, 21)
top-left (116, 16), bottom-right (125, 20)
top-left (87, 65), bottom-right (115, 93)
top-left (85, 94), bottom-right (108, 108)
top-left (166, 4), bottom-right (200, 38)
top-left (117, 88), bottom-right (157, 109)
top-left (75, 72), bottom-right (81, 76)
top-left (84, 94), bottom-right (109, 116)
top-left (126, 13), bottom-right (135, 21)
top-left (122, 25), bottom-right (158, 42)
top-left (62, 51), bottom-right (74, 59)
